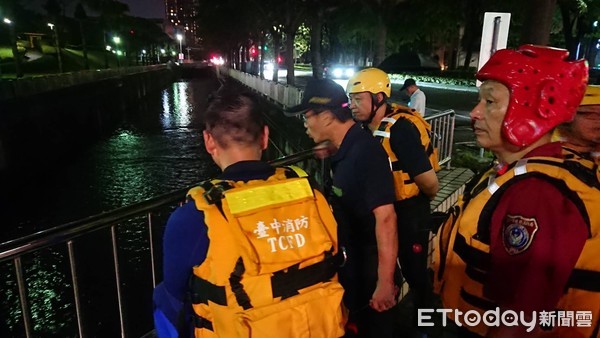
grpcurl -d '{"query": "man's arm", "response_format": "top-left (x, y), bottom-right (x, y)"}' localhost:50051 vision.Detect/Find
top-left (389, 119), bottom-right (439, 198)
top-left (413, 169), bottom-right (439, 199)
top-left (154, 201), bottom-right (209, 338)
top-left (411, 91), bottom-right (426, 115)
top-left (370, 203), bottom-right (398, 312)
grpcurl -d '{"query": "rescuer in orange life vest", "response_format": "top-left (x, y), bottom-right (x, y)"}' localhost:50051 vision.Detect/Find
top-left (555, 85), bottom-right (600, 164)
top-left (153, 83), bottom-right (346, 338)
top-left (434, 44), bottom-right (600, 338)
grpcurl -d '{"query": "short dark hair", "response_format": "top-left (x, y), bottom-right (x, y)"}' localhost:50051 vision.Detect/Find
top-left (203, 85), bottom-right (265, 148)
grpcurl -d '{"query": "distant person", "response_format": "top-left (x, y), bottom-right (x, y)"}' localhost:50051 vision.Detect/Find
top-left (434, 45), bottom-right (599, 337)
top-left (347, 68), bottom-right (439, 335)
top-left (400, 78), bottom-right (426, 116)
top-left (286, 78), bottom-right (400, 337)
top-left (555, 85), bottom-right (600, 163)
top-left (153, 84), bottom-right (346, 338)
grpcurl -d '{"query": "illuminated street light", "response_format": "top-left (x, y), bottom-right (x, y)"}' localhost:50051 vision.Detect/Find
top-left (160, 48), bottom-right (166, 54)
top-left (142, 49), bottom-right (146, 54)
top-left (106, 45), bottom-right (112, 51)
top-left (3, 17), bottom-right (22, 77)
top-left (48, 22), bottom-right (63, 72)
top-left (176, 34), bottom-right (183, 53)
top-left (113, 36), bottom-right (121, 68)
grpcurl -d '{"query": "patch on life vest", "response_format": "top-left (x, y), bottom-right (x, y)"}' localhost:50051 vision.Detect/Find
top-left (502, 215), bottom-right (539, 255)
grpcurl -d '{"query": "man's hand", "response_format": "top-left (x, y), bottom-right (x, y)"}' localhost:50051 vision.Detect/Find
top-left (313, 141), bottom-right (337, 159)
top-left (369, 280), bottom-right (398, 312)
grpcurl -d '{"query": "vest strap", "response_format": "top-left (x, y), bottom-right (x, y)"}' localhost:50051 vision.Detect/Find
top-left (193, 313), bottom-right (214, 331)
top-left (229, 257), bottom-right (253, 310)
top-left (271, 250), bottom-right (342, 300)
top-left (190, 275), bottom-right (227, 306)
top-left (453, 232), bottom-right (490, 272)
top-left (567, 268), bottom-right (600, 292)
top-left (460, 288), bottom-right (496, 311)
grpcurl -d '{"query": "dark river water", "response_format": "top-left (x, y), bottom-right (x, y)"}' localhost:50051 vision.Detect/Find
top-left (1, 78), bottom-right (227, 337)
top-left (1, 79), bottom-right (222, 243)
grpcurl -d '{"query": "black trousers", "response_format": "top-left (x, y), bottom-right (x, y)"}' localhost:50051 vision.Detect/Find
top-left (339, 244), bottom-right (403, 338)
top-left (395, 195), bottom-right (434, 316)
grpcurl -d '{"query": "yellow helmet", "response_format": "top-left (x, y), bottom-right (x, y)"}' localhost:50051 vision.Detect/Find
top-left (580, 85), bottom-right (600, 106)
top-left (346, 68), bottom-right (391, 97)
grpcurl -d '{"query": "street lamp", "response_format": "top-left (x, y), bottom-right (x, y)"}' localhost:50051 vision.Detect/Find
top-left (48, 22), bottom-right (63, 73)
top-left (3, 17), bottom-right (22, 77)
top-left (176, 34), bottom-right (183, 53)
top-left (113, 36), bottom-right (121, 68)
top-left (176, 34), bottom-right (183, 61)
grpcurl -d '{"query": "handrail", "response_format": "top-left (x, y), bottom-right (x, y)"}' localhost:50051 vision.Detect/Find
top-left (0, 150), bottom-right (317, 262)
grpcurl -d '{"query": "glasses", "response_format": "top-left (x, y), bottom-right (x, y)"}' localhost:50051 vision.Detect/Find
top-left (301, 108), bottom-right (327, 122)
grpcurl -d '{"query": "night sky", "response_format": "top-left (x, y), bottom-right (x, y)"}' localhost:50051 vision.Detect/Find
top-left (26, 0), bottom-right (165, 19)
top-left (120, 0), bottom-right (165, 19)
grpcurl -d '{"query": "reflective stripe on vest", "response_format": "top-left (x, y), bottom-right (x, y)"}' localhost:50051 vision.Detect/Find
top-left (435, 153), bottom-right (600, 337)
top-left (374, 105), bottom-right (440, 201)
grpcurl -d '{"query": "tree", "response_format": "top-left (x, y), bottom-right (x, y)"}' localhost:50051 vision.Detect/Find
top-left (521, 0), bottom-right (558, 45)
top-left (83, 0), bottom-right (130, 68)
top-left (74, 2), bottom-right (90, 70)
top-left (362, 0), bottom-right (408, 66)
top-left (558, 0), bottom-right (600, 57)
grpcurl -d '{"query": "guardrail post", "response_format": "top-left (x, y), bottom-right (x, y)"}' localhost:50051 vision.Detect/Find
top-left (14, 257), bottom-right (33, 338)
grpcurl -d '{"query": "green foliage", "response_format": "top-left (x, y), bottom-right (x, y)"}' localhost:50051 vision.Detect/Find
top-left (294, 24), bottom-right (311, 58)
top-left (389, 72), bottom-right (476, 87)
top-left (452, 144), bottom-right (494, 175)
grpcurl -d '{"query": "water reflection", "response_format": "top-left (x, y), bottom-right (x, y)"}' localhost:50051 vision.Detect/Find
top-left (161, 82), bottom-right (194, 129)
top-left (0, 78), bottom-right (221, 337)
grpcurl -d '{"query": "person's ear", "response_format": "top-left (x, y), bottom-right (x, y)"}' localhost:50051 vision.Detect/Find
top-left (376, 92), bottom-right (385, 104)
top-left (260, 125), bottom-right (269, 150)
top-left (203, 130), bottom-right (217, 156)
top-left (322, 111), bottom-right (335, 126)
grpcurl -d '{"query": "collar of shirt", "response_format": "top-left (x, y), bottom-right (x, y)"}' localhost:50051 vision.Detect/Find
top-left (220, 160), bottom-right (275, 181)
top-left (331, 122), bottom-right (362, 164)
top-left (495, 142), bottom-right (563, 176)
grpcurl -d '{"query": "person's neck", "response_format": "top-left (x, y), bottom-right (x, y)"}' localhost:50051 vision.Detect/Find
top-left (329, 120), bottom-right (355, 148)
top-left (493, 134), bottom-right (552, 165)
top-left (368, 104), bottom-right (389, 131)
top-left (217, 147), bottom-right (263, 171)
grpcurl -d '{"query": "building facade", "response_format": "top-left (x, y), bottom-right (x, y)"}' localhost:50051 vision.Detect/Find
top-left (164, 0), bottom-right (200, 46)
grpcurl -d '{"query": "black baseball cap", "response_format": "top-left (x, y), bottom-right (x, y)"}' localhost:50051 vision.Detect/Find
top-left (400, 78), bottom-right (416, 91)
top-left (284, 78), bottom-right (352, 120)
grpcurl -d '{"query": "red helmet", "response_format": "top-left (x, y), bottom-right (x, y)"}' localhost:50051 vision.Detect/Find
top-left (476, 44), bottom-right (588, 147)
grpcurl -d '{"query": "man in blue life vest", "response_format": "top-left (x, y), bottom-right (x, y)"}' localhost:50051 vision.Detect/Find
top-left (153, 83), bottom-right (346, 337)
top-left (434, 45), bottom-right (600, 337)
top-left (286, 78), bottom-right (400, 337)
top-left (346, 68), bottom-right (439, 334)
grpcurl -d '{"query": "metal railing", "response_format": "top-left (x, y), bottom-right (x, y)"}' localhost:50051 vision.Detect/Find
top-left (425, 109), bottom-right (456, 169)
top-left (227, 68), bottom-right (303, 109)
top-left (0, 151), bottom-right (319, 338)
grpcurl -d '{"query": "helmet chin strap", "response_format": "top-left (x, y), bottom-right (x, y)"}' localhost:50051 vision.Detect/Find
top-left (366, 93), bottom-right (385, 124)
